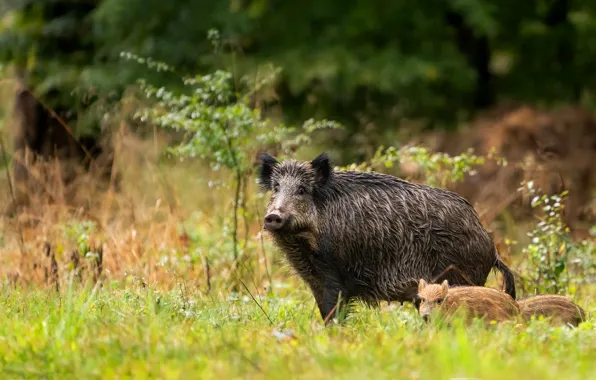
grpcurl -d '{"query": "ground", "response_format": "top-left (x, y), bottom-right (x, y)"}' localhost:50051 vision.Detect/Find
top-left (0, 280), bottom-right (595, 379)
top-left (0, 105), bottom-right (595, 379)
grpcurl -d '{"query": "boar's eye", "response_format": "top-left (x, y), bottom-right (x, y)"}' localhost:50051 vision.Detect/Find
top-left (297, 186), bottom-right (307, 195)
top-left (273, 183), bottom-right (280, 193)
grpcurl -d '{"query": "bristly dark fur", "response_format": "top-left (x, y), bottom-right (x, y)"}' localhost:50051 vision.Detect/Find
top-left (310, 153), bottom-right (333, 186)
top-left (257, 152), bottom-right (278, 191)
top-left (256, 152), bottom-right (517, 323)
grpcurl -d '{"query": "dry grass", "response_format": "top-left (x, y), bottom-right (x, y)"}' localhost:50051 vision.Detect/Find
top-left (0, 124), bottom-right (282, 296)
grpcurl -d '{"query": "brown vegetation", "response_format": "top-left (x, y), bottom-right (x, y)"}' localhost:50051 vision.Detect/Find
top-left (8, 83), bottom-right (117, 211)
top-left (409, 104), bottom-right (596, 239)
top-left (0, 120), bottom-right (276, 293)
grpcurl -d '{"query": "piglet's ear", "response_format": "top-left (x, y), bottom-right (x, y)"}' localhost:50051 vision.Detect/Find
top-left (311, 152), bottom-right (332, 186)
top-left (257, 152), bottom-right (278, 191)
top-left (418, 279), bottom-right (428, 293)
top-left (440, 279), bottom-right (449, 294)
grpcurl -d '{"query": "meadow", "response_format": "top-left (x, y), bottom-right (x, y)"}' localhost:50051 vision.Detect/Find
top-left (1, 284), bottom-right (596, 379)
top-left (0, 61), bottom-right (595, 379)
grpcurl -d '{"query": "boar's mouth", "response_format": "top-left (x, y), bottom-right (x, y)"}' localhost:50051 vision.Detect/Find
top-left (266, 220), bottom-right (312, 236)
top-left (265, 222), bottom-right (319, 251)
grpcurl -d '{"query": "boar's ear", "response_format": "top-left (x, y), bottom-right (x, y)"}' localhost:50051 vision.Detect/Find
top-left (256, 152), bottom-right (278, 191)
top-left (440, 280), bottom-right (449, 294)
top-left (311, 152), bottom-right (332, 186)
top-left (418, 279), bottom-right (428, 293)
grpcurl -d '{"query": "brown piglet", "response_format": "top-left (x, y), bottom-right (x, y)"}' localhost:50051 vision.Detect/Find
top-left (517, 294), bottom-right (586, 327)
top-left (417, 279), bottom-right (520, 325)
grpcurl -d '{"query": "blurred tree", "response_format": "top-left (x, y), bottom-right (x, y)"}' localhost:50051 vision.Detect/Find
top-left (0, 0), bottom-right (117, 206)
top-left (2, 0), bottom-right (596, 163)
top-left (1, 0), bottom-right (103, 135)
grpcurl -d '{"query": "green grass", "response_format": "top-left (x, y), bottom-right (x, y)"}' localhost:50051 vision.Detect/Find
top-left (1, 279), bottom-right (596, 379)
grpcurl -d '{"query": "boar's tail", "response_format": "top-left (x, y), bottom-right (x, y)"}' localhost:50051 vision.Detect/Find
top-left (494, 258), bottom-right (516, 300)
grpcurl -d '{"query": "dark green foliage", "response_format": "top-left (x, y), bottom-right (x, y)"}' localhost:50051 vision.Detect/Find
top-left (2, 0), bottom-right (596, 143)
top-left (1, 0), bottom-right (106, 136)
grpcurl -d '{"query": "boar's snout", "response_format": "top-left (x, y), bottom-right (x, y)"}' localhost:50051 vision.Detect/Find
top-left (264, 212), bottom-right (286, 231)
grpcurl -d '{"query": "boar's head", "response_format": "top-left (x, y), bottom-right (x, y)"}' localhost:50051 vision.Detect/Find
top-left (257, 152), bottom-right (332, 238)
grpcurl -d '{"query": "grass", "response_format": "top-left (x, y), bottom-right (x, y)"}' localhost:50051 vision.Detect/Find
top-left (0, 280), bottom-right (595, 379)
top-left (0, 85), bottom-right (595, 378)
top-left (0, 137), bottom-right (594, 379)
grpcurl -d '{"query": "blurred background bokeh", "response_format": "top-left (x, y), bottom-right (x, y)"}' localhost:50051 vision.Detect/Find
top-left (0, 0), bottom-right (594, 294)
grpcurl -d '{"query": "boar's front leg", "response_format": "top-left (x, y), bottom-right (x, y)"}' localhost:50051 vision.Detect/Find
top-left (317, 280), bottom-right (350, 325)
top-left (308, 240), bottom-right (351, 324)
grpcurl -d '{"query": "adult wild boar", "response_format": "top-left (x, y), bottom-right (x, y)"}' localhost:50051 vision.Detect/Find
top-left (257, 152), bottom-right (516, 323)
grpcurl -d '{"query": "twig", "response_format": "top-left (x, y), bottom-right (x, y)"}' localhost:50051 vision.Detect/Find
top-left (241, 177), bottom-right (250, 250)
top-left (216, 121), bottom-right (242, 265)
top-left (204, 257), bottom-right (211, 294)
top-left (236, 248), bottom-right (270, 307)
top-left (236, 275), bottom-right (274, 326)
top-left (70, 249), bottom-right (82, 283)
top-left (323, 303), bottom-right (339, 325)
top-left (431, 264), bottom-right (476, 286)
top-left (254, 205), bottom-right (272, 287)
top-left (231, 171), bottom-right (241, 262)
top-left (43, 242), bottom-right (60, 292)
top-left (93, 244), bottom-right (103, 285)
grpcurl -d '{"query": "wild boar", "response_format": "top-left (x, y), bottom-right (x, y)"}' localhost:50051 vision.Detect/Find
top-left (257, 152), bottom-right (516, 323)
